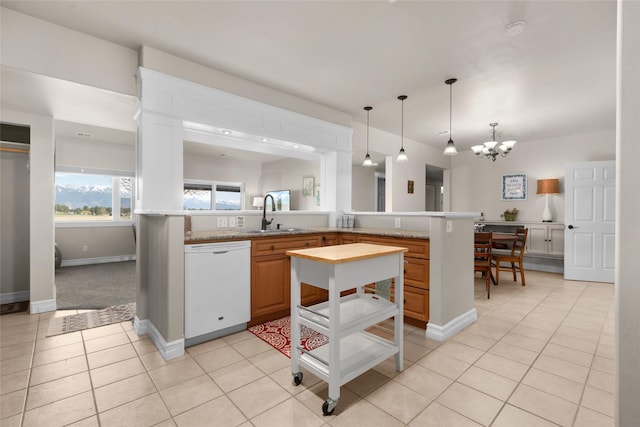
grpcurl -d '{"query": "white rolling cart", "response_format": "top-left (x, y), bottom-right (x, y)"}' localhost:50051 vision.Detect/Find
top-left (286, 243), bottom-right (406, 415)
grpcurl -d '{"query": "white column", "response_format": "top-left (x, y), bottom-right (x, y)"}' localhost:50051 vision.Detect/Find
top-left (136, 111), bottom-right (184, 212)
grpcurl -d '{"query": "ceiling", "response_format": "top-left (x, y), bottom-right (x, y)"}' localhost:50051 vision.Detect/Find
top-left (1, 1), bottom-right (617, 154)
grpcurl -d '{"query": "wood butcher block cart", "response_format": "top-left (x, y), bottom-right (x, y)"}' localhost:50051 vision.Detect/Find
top-left (286, 243), bottom-right (407, 415)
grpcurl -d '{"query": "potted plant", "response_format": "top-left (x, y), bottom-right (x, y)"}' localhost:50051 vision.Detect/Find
top-left (504, 208), bottom-right (518, 221)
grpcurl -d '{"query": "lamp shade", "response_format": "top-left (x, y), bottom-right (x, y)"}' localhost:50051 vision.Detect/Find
top-left (536, 178), bottom-right (560, 195)
top-left (252, 197), bottom-right (264, 208)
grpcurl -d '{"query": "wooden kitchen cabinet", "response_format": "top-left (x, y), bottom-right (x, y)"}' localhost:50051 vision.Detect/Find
top-left (355, 234), bottom-right (430, 328)
top-left (249, 231), bottom-right (430, 328)
top-left (250, 235), bottom-right (322, 326)
top-left (339, 233), bottom-right (357, 244)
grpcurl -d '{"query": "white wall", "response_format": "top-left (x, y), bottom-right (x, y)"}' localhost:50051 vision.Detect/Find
top-left (260, 158), bottom-right (321, 210)
top-left (351, 165), bottom-right (377, 211)
top-left (450, 129), bottom-right (616, 222)
top-left (56, 136), bottom-right (135, 172)
top-left (1, 7), bottom-right (137, 96)
top-left (140, 46), bottom-right (351, 129)
top-left (351, 121), bottom-right (451, 212)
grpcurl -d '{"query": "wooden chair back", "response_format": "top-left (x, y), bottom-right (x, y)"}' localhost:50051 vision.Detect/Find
top-left (511, 228), bottom-right (528, 259)
top-left (474, 232), bottom-right (493, 298)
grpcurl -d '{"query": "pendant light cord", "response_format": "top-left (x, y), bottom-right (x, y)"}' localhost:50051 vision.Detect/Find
top-left (449, 83), bottom-right (452, 138)
top-left (367, 108), bottom-right (370, 152)
top-left (401, 99), bottom-right (404, 149)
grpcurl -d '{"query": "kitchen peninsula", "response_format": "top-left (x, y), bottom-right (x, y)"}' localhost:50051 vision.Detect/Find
top-left (137, 211), bottom-right (477, 360)
top-left (133, 67), bottom-right (477, 360)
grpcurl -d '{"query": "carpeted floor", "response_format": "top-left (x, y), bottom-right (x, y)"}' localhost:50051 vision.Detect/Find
top-left (55, 261), bottom-right (136, 310)
top-left (248, 316), bottom-right (328, 358)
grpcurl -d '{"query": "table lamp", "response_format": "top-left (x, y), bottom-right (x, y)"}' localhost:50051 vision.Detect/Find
top-left (536, 178), bottom-right (560, 222)
top-left (252, 197), bottom-right (264, 210)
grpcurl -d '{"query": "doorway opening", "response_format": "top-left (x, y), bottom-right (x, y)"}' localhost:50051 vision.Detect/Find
top-left (375, 172), bottom-right (385, 212)
top-left (425, 165), bottom-right (444, 212)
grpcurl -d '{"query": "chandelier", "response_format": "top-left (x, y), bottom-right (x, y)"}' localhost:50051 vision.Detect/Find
top-left (471, 123), bottom-right (516, 161)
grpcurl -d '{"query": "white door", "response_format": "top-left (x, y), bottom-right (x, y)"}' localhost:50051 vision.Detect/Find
top-left (564, 161), bottom-right (615, 282)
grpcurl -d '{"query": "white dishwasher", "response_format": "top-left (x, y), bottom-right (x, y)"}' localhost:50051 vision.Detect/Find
top-left (184, 240), bottom-right (251, 345)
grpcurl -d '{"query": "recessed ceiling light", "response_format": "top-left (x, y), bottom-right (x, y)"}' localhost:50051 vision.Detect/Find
top-left (293, 145), bottom-right (300, 149)
top-left (75, 132), bottom-right (92, 138)
top-left (506, 21), bottom-right (526, 37)
top-left (261, 137), bottom-right (268, 142)
top-left (437, 130), bottom-right (451, 136)
top-left (222, 130), bottom-right (232, 135)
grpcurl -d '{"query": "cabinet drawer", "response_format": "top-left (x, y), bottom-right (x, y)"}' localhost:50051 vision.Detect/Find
top-left (339, 233), bottom-right (358, 245)
top-left (252, 236), bottom-right (321, 256)
top-left (356, 235), bottom-right (429, 259)
top-left (405, 258), bottom-right (429, 289)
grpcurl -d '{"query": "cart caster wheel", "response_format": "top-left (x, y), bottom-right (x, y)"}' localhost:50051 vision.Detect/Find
top-left (322, 399), bottom-right (337, 416)
top-left (292, 372), bottom-right (303, 386)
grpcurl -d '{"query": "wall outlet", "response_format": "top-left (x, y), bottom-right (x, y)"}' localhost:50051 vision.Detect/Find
top-left (236, 216), bottom-right (245, 228)
top-left (217, 217), bottom-right (228, 228)
top-left (82, 245), bottom-right (89, 252)
top-left (228, 216), bottom-right (236, 228)
top-left (445, 220), bottom-right (453, 233)
top-left (394, 218), bottom-right (401, 228)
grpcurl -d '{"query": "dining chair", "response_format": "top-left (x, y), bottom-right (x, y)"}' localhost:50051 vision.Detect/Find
top-left (492, 227), bottom-right (528, 287)
top-left (474, 232), bottom-right (493, 298)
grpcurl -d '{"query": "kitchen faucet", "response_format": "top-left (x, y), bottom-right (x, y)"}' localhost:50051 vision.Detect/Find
top-left (262, 194), bottom-right (276, 230)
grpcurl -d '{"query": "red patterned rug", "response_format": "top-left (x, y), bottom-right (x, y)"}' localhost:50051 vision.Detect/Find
top-left (248, 316), bottom-right (328, 358)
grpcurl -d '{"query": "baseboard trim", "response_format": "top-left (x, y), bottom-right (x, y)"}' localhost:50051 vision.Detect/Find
top-left (0, 290), bottom-right (30, 305)
top-left (60, 255), bottom-right (135, 268)
top-left (142, 318), bottom-right (185, 361)
top-left (30, 298), bottom-right (57, 314)
top-left (133, 316), bottom-right (148, 335)
top-left (426, 308), bottom-right (478, 342)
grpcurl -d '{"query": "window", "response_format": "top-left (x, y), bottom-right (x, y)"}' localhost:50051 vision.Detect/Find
top-left (184, 181), bottom-right (244, 211)
top-left (55, 170), bottom-right (134, 223)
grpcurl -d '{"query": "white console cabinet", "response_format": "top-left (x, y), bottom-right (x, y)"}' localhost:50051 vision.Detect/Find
top-left (524, 223), bottom-right (565, 258)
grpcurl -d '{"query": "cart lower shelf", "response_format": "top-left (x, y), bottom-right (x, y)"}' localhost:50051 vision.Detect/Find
top-left (295, 331), bottom-right (399, 386)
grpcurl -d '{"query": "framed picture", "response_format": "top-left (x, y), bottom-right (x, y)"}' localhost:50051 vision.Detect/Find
top-left (502, 173), bottom-right (527, 200)
top-left (303, 176), bottom-right (314, 197)
top-left (408, 180), bottom-right (414, 194)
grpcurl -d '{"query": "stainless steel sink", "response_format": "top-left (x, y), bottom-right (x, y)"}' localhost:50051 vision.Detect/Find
top-left (241, 228), bottom-right (305, 233)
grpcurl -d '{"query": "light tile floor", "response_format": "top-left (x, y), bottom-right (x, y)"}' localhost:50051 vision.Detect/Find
top-left (0, 271), bottom-right (615, 426)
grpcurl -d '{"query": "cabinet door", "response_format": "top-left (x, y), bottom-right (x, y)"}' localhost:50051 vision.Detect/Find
top-left (251, 255), bottom-right (290, 320)
top-left (526, 225), bottom-right (548, 255)
top-left (405, 258), bottom-right (429, 290)
top-left (404, 286), bottom-right (429, 324)
top-left (548, 225), bottom-right (565, 256)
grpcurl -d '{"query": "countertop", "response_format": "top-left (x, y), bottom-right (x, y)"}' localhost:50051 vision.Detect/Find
top-left (287, 243), bottom-right (408, 264)
top-left (185, 227), bottom-right (429, 243)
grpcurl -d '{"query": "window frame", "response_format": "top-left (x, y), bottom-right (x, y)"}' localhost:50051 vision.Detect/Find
top-left (54, 166), bottom-right (135, 228)
top-left (183, 179), bottom-right (245, 211)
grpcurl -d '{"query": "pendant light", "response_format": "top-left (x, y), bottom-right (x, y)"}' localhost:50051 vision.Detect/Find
top-left (362, 106), bottom-right (373, 166)
top-left (397, 95), bottom-right (408, 162)
top-left (443, 78), bottom-right (458, 155)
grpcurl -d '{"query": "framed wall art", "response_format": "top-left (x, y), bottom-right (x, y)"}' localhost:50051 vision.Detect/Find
top-left (502, 173), bottom-right (527, 200)
top-left (303, 176), bottom-right (314, 197)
